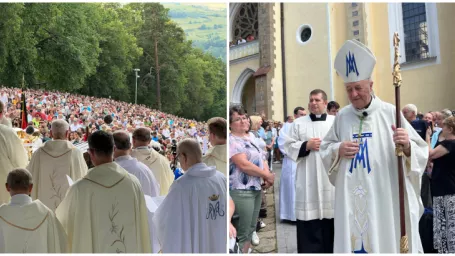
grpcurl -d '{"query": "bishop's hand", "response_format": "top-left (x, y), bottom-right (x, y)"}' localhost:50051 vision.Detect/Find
top-left (339, 141), bottom-right (359, 159)
top-left (392, 125), bottom-right (410, 149)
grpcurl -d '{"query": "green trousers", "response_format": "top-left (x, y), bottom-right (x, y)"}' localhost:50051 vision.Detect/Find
top-left (230, 189), bottom-right (262, 250)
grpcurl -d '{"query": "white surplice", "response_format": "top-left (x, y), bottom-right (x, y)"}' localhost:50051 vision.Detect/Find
top-left (153, 163), bottom-right (226, 253)
top-left (0, 124), bottom-right (28, 204)
top-left (277, 121), bottom-right (297, 221)
top-left (320, 96), bottom-right (428, 253)
top-left (131, 147), bottom-right (174, 196)
top-left (0, 194), bottom-right (67, 253)
top-left (27, 140), bottom-right (88, 211)
top-left (202, 144), bottom-right (227, 176)
top-left (283, 114), bottom-right (335, 221)
top-left (115, 155), bottom-right (160, 197)
top-left (55, 162), bottom-right (151, 253)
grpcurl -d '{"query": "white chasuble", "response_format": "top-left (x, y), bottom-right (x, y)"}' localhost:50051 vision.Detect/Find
top-left (27, 140), bottom-right (88, 211)
top-left (202, 144), bottom-right (227, 176)
top-left (0, 125), bottom-right (28, 204)
top-left (283, 114), bottom-right (335, 221)
top-left (0, 195), bottom-right (68, 253)
top-left (132, 147), bottom-right (174, 196)
top-left (320, 97), bottom-right (428, 253)
top-left (153, 163), bottom-right (227, 253)
top-left (55, 162), bottom-right (151, 253)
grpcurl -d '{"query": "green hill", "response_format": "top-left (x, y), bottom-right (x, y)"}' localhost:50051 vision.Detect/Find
top-left (162, 3), bottom-right (226, 62)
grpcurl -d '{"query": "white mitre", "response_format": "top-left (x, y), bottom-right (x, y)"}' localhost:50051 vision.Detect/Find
top-left (334, 40), bottom-right (376, 83)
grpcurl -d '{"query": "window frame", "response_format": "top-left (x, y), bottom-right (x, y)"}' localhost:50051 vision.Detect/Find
top-left (388, 3), bottom-right (440, 70)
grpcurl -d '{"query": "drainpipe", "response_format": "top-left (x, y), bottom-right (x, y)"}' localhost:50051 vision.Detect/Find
top-left (280, 3), bottom-right (288, 120)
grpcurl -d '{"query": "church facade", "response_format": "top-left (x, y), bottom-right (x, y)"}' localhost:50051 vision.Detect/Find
top-left (229, 3), bottom-right (455, 121)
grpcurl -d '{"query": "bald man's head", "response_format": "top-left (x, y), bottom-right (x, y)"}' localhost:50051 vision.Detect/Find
top-left (177, 138), bottom-right (202, 163)
top-left (113, 131), bottom-right (131, 150)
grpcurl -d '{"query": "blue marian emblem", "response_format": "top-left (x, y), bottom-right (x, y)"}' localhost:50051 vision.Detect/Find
top-left (206, 196), bottom-right (225, 220)
top-left (346, 51), bottom-right (359, 77)
top-left (353, 241), bottom-right (368, 253)
top-left (349, 135), bottom-right (372, 174)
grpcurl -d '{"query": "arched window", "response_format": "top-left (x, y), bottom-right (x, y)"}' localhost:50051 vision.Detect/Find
top-left (232, 3), bottom-right (258, 40)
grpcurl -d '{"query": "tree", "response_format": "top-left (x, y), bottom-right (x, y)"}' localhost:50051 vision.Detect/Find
top-left (0, 3), bottom-right (102, 90)
top-left (80, 4), bottom-right (142, 101)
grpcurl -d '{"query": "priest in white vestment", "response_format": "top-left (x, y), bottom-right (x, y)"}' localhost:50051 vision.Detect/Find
top-left (27, 120), bottom-right (88, 211)
top-left (153, 138), bottom-right (227, 253)
top-left (0, 101), bottom-right (28, 204)
top-left (113, 131), bottom-right (159, 197)
top-left (55, 130), bottom-right (151, 253)
top-left (283, 90), bottom-right (335, 253)
top-left (0, 168), bottom-right (67, 253)
top-left (277, 107), bottom-right (306, 222)
top-left (202, 117), bottom-right (227, 176)
top-left (131, 127), bottom-right (174, 195)
top-left (320, 39), bottom-right (428, 253)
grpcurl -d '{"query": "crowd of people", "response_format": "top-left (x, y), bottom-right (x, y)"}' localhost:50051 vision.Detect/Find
top-left (229, 38), bottom-right (455, 254)
top-left (0, 87), bottom-right (211, 163)
top-left (0, 87), bottom-right (228, 253)
top-left (229, 34), bottom-right (256, 48)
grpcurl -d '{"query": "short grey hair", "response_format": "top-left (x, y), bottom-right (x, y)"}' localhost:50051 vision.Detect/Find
top-left (442, 109), bottom-right (453, 119)
top-left (51, 119), bottom-right (69, 140)
top-left (403, 104), bottom-right (418, 114)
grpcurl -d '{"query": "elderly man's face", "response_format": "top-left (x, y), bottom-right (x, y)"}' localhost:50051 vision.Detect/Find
top-left (402, 108), bottom-right (415, 122)
top-left (345, 79), bottom-right (373, 109)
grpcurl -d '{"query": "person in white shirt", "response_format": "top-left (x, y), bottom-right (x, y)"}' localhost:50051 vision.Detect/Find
top-left (0, 91), bottom-right (8, 105)
top-left (113, 131), bottom-right (159, 197)
top-left (69, 120), bottom-right (81, 132)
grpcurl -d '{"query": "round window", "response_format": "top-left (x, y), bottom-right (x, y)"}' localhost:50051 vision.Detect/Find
top-left (296, 24), bottom-right (313, 45)
top-left (301, 27), bottom-right (312, 42)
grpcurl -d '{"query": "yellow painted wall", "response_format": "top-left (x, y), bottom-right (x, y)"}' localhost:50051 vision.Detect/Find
top-left (365, 3), bottom-right (394, 105)
top-left (329, 3), bottom-right (349, 107)
top-left (368, 3), bottom-right (455, 113)
top-left (229, 57), bottom-right (260, 103)
top-left (283, 3), bottom-right (332, 115)
top-left (271, 2), bottom-right (284, 121)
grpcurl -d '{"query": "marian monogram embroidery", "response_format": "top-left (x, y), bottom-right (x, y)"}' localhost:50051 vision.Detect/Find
top-left (206, 194), bottom-right (225, 220)
top-left (349, 132), bottom-right (372, 174)
top-left (346, 51), bottom-right (359, 77)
